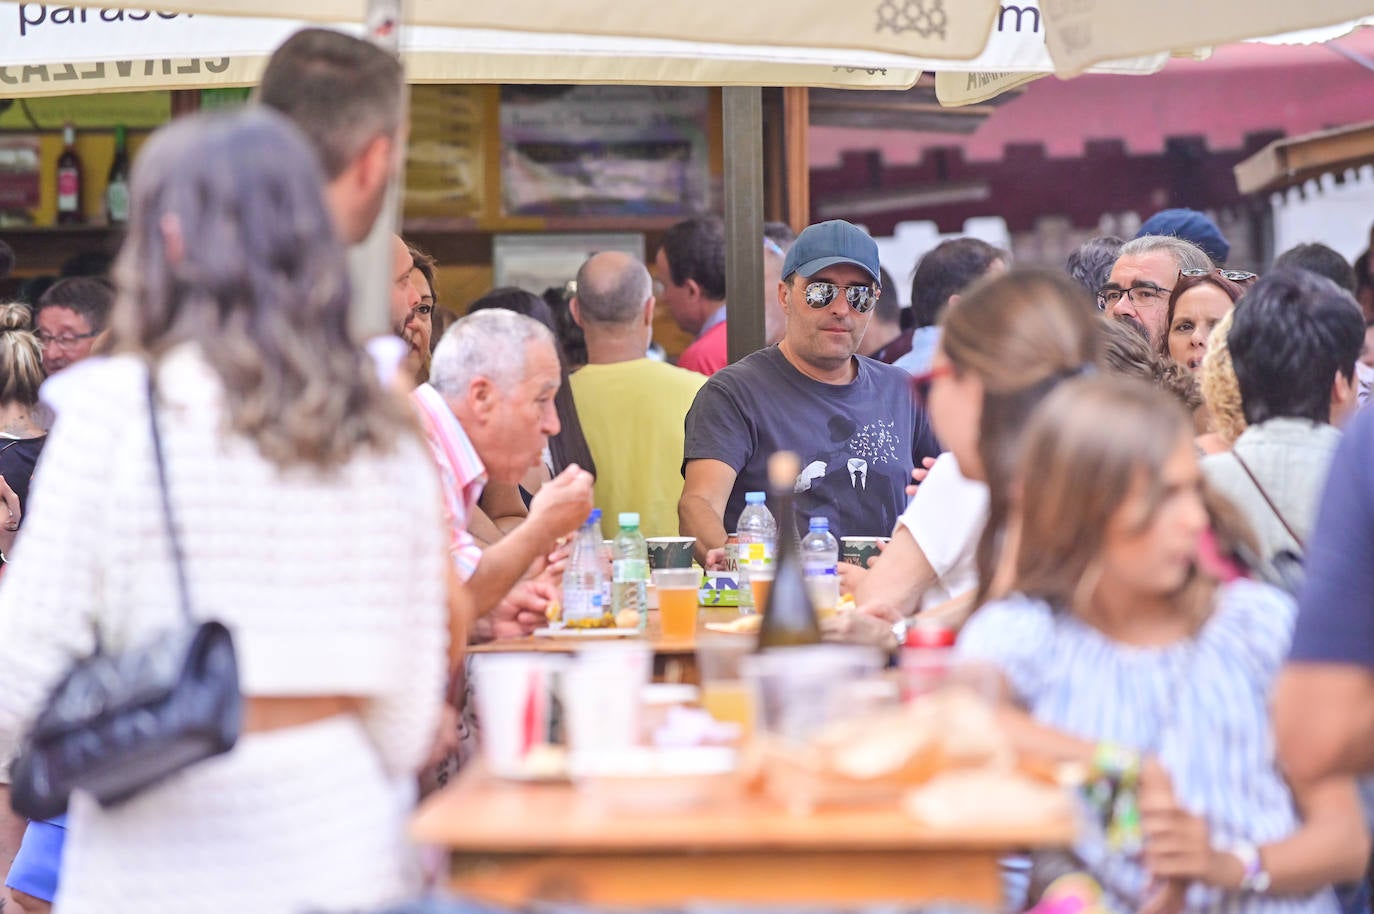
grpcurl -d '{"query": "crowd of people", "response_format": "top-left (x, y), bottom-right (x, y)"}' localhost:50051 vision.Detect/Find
top-left (0, 22), bottom-right (1373, 914)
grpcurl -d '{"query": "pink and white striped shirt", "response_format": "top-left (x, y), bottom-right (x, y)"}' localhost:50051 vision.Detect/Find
top-left (411, 383), bottom-right (486, 580)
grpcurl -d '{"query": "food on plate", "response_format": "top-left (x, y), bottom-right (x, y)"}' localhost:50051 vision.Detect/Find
top-left (616, 608), bottom-right (641, 629)
top-left (903, 767), bottom-right (1074, 827)
top-left (545, 599), bottom-right (562, 624)
top-left (705, 614), bottom-right (762, 635)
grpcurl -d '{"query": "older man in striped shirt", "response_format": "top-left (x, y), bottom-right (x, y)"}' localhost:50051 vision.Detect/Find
top-left (414, 309), bottom-right (594, 638)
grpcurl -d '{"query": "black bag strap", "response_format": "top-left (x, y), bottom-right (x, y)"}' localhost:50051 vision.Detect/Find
top-left (146, 370), bottom-right (194, 622)
top-left (1232, 450), bottom-right (1305, 551)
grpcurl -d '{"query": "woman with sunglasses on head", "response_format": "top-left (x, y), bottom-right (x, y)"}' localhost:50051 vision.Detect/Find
top-left (956, 375), bottom-right (1367, 914)
top-left (836, 269), bottom-right (1099, 643)
top-left (1162, 269), bottom-right (1256, 375)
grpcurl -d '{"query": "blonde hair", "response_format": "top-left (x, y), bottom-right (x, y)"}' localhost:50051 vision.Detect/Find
top-left (0, 303), bottom-right (44, 408)
top-left (940, 269), bottom-right (1100, 604)
top-left (1199, 310), bottom-right (1246, 445)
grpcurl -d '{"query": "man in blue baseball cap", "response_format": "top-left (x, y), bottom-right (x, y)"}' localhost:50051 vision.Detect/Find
top-left (678, 219), bottom-right (940, 563)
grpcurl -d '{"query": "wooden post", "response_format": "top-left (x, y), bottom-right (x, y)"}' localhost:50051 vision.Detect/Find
top-left (169, 90), bottom-right (201, 118)
top-left (783, 87), bottom-right (810, 234)
top-left (348, 0), bottom-right (407, 339)
top-left (723, 87), bottom-right (765, 365)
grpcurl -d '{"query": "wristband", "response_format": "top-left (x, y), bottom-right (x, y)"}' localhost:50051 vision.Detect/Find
top-left (1223, 840), bottom-right (1271, 893)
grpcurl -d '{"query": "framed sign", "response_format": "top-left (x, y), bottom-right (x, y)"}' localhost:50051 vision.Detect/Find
top-left (500, 86), bottom-right (709, 218)
top-left (492, 232), bottom-right (645, 297)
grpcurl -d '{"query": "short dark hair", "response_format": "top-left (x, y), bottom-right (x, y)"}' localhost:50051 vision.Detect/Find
top-left (1228, 267), bottom-right (1365, 425)
top-left (874, 265), bottom-right (900, 324)
top-left (1273, 242), bottom-right (1357, 294)
top-left (910, 237), bottom-right (1005, 329)
top-left (37, 276), bottom-right (114, 332)
top-left (763, 221), bottom-right (797, 251)
top-left (659, 216), bottom-right (726, 302)
top-left (258, 28), bottom-right (403, 180)
top-left (1066, 236), bottom-right (1124, 298)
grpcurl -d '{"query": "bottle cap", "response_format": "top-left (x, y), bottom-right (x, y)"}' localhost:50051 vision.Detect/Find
top-left (618, 512), bottom-right (639, 528)
top-left (809, 516), bottom-right (829, 531)
top-left (904, 620), bottom-right (956, 649)
top-left (588, 508), bottom-right (602, 523)
top-left (745, 491), bottom-right (766, 504)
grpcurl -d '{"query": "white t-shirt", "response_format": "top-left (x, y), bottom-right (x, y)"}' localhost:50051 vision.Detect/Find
top-left (896, 451), bottom-right (989, 611)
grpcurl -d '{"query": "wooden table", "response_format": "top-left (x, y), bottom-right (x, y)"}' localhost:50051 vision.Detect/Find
top-left (413, 765), bottom-right (1076, 908)
top-left (469, 607), bottom-right (746, 681)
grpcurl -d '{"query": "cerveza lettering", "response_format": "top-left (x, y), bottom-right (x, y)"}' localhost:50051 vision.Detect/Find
top-left (0, 59), bottom-right (231, 85)
top-left (17, 4), bottom-right (192, 38)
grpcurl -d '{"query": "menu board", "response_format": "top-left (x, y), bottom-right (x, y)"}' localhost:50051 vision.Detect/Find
top-left (405, 84), bottom-right (485, 220)
top-left (499, 86), bottom-right (709, 218)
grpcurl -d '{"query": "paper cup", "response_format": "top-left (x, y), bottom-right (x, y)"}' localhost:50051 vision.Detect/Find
top-left (841, 536), bottom-right (889, 568)
top-left (472, 654), bottom-right (566, 779)
top-left (561, 643), bottom-right (652, 754)
top-left (646, 536), bottom-right (696, 569)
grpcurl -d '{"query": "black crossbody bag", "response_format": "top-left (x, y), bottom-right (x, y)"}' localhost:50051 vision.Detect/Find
top-left (9, 372), bottom-right (241, 820)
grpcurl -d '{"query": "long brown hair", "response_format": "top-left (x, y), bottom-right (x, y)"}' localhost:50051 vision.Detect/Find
top-left (111, 108), bottom-right (413, 469)
top-left (1009, 376), bottom-right (1195, 609)
top-left (0, 303), bottom-right (43, 408)
top-left (939, 269), bottom-right (1101, 604)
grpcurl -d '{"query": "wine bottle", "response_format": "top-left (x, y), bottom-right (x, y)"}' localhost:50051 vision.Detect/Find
top-left (56, 122), bottom-right (83, 225)
top-left (757, 451), bottom-right (821, 650)
top-left (105, 125), bottom-right (130, 226)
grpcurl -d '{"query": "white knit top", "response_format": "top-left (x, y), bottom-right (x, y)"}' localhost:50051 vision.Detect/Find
top-left (0, 346), bottom-right (449, 780)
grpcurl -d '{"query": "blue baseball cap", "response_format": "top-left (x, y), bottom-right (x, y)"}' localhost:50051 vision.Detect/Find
top-left (1137, 208), bottom-right (1230, 266)
top-left (782, 220), bottom-right (882, 285)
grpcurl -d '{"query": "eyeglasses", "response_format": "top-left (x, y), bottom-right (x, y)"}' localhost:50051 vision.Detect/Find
top-left (36, 330), bottom-right (98, 349)
top-left (909, 362), bottom-right (955, 408)
top-left (802, 281), bottom-right (878, 314)
top-left (1095, 283), bottom-right (1171, 312)
top-left (1180, 268), bottom-right (1258, 283)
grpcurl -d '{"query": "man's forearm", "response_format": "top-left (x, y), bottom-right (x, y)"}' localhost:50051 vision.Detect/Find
top-left (1275, 665), bottom-right (1374, 785)
top-left (680, 495), bottom-right (728, 565)
top-left (465, 520), bottom-right (553, 618)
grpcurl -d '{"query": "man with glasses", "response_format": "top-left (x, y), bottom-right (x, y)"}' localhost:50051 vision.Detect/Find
top-left (1098, 235), bottom-right (1211, 343)
top-left (34, 277), bottom-right (112, 375)
top-left (679, 220), bottom-right (940, 564)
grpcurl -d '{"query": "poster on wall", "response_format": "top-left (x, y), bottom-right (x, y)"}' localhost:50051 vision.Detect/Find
top-left (500, 86), bottom-right (709, 217)
top-left (493, 233), bottom-right (645, 298)
top-left (405, 85), bottom-right (485, 220)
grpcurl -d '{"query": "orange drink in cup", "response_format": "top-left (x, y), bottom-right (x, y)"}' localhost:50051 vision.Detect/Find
top-left (749, 567), bottom-right (774, 612)
top-left (653, 568), bottom-right (700, 642)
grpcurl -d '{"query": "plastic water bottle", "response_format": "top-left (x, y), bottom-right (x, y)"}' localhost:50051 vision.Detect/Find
top-left (611, 512), bottom-right (649, 628)
top-left (563, 510), bottom-right (609, 627)
top-left (736, 491), bottom-right (777, 614)
top-left (801, 516), bottom-right (840, 615)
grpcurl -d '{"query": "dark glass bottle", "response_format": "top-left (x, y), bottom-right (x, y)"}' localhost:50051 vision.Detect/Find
top-left (757, 451), bottom-right (821, 650)
top-left (56, 123), bottom-right (83, 225)
top-left (105, 125), bottom-right (130, 226)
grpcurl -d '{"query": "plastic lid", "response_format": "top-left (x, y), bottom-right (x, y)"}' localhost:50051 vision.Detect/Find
top-left (809, 516), bottom-right (829, 530)
top-left (589, 508), bottom-right (602, 523)
top-left (745, 491), bottom-right (767, 504)
top-left (618, 512), bottom-right (640, 527)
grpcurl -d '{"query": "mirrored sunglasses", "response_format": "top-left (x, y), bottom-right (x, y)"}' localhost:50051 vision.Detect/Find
top-left (803, 281), bottom-right (877, 313)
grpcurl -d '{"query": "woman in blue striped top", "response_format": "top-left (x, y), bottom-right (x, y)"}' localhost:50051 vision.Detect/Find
top-left (957, 375), bottom-right (1367, 914)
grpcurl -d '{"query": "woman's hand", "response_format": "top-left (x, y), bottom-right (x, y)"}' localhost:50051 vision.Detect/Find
top-left (905, 456), bottom-right (937, 498)
top-left (821, 610), bottom-right (898, 650)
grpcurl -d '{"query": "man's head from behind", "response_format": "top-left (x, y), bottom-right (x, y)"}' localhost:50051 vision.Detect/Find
top-left (654, 216), bottom-right (726, 336)
top-left (430, 309), bottom-right (562, 484)
top-left (36, 276), bottom-right (113, 373)
top-left (910, 237), bottom-right (1007, 329)
top-left (258, 28), bottom-right (404, 244)
top-left (1228, 267), bottom-right (1365, 428)
top-left (1103, 235), bottom-right (1211, 344)
top-left (1273, 242), bottom-right (1357, 294)
top-left (778, 220), bottom-right (881, 373)
top-left (571, 251), bottom-right (652, 336)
